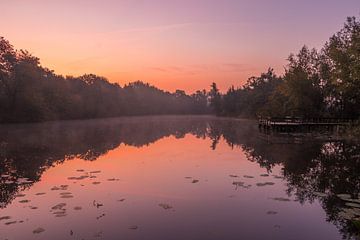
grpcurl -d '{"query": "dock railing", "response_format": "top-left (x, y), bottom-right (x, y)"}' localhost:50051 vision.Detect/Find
top-left (258, 117), bottom-right (354, 128)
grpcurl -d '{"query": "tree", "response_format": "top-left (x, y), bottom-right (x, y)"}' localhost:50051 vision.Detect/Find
top-left (0, 36), bottom-right (210, 123)
top-left (243, 68), bottom-right (282, 117)
top-left (324, 16), bottom-right (360, 118)
top-left (272, 46), bottom-right (324, 117)
top-left (208, 83), bottom-right (222, 115)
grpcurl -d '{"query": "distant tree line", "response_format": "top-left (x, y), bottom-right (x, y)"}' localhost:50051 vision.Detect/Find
top-left (0, 39), bottom-right (209, 123)
top-left (1, 16), bottom-right (359, 123)
top-left (209, 17), bottom-right (360, 119)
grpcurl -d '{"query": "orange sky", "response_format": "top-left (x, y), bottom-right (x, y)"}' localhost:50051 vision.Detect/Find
top-left (0, 0), bottom-right (359, 92)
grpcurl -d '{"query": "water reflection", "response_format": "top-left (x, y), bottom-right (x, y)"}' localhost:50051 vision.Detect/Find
top-left (0, 116), bottom-right (359, 239)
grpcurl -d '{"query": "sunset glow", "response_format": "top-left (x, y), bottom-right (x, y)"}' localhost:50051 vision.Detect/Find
top-left (0, 0), bottom-right (359, 92)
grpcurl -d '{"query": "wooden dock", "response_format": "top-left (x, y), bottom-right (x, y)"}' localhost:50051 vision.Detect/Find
top-left (258, 117), bottom-right (353, 132)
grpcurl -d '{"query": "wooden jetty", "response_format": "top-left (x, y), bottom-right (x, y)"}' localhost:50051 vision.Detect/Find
top-left (258, 117), bottom-right (353, 132)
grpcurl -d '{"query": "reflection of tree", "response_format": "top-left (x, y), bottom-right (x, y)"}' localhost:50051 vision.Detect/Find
top-left (0, 116), bottom-right (209, 208)
top-left (202, 120), bottom-right (360, 238)
top-left (212, 123), bottom-right (360, 239)
top-left (1, 116), bottom-right (359, 238)
top-left (281, 141), bottom-right (360, 239)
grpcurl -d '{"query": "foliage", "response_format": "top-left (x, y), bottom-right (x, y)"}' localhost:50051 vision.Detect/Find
top-left (213, 16), bottom-right (360, 119)
top-left (0, 16), bottom-right (359, 122)
top-left (208, 82), bottom-right (222, 115)
top-left (0, 37), bottom-right (210, 123)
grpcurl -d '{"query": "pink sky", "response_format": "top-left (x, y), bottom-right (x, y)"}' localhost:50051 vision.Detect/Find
top-left (0, 0), bottom-right (359, 92)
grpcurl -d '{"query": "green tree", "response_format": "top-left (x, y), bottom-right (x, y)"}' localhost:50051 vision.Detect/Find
top-left (324, 16), bottom-right (360, 118)
top-left (277, 46), bottom-right (324, 117)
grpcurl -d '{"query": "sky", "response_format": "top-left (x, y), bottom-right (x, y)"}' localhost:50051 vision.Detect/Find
top-left (0, 0), bottom-right (359, 92)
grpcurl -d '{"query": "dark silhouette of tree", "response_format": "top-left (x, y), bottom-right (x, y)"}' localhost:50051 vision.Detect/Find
top-left (279, 46), bottom-right (324, 117)
top-left (209, 16), bottom-right (360, 120)
top-left (323, 17), bottom-right (360, 118)
top-left (208, 82), bottom-right (222, 115)
top-left (0, 39), bottom-right (210, 123)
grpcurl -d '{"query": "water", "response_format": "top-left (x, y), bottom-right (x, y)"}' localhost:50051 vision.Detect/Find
top-left (0, 116), bottom-right (359, 240)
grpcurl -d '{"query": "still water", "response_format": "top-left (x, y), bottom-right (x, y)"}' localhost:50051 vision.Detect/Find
top-left (0, 116), bottom-right (359, 240)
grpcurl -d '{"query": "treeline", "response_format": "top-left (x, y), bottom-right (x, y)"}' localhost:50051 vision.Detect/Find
top-left (209, 17), bottom-right (360, 119)
top-left (1, 17), bottom-right (359, 123)
top-left (0, 40), bottom-right (209, 123)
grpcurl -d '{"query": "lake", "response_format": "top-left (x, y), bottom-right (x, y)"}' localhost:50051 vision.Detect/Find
top-left (0, 116), bottom-right (359, 240)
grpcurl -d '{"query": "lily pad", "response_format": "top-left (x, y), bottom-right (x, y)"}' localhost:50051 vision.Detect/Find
top-left (52, 211), bottom-right (66, 215)
top-left (96, 213), bottom-right (106, 220)
top-left (60, 195), bottom-right (74, 199)
top-left (159, 203), bottom-right (173, 210)
top-left (51, 203), bottom-right (66, 210)
top-left (256, 182), bottom-right (275, 187)
top-left (93, 201), bottom-right (103, 208)
top-left (273, 175), bottom-right (283, 179)
top-left (243, 175), bottom-right (254, 179)
top-left (345, 202), bottom-right (360, 208)
top-left (33, 227), bottom-right (45, 234)
top-left (267, 211), bottom-right (278, 215)
top-left (271, 197), bottom-right (291, 202)
top-left (55, 213), bottom-right (67, 217)
top-left (5, 221), bottom-right (17, 225)
top-left (344, 198), bottom-right (360, 204)
top-left (68, 176), bottom-right (88, 180)
top-left (337, 194), bottom-right (352, 199)
top-left (14, 193), bottom-right (26, 198)
top-left (313, 192), bottom-right (327, 197)
top-left (232, 181), bottom-right (251, 189)
top-left (232, 181), bottom-right (246, 188)
top-left (0, 216), bottom-right (11, 221)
